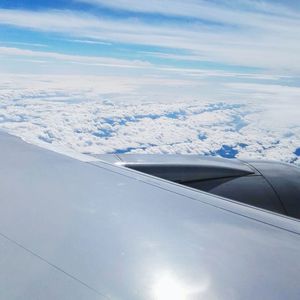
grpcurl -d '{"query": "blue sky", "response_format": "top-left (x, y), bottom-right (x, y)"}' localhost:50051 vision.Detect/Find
top-left (0, 0), bottom-right (300, 101)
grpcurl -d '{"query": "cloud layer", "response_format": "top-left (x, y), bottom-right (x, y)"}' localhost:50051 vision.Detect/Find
top-left (0, 75), bottom-right (299, 164)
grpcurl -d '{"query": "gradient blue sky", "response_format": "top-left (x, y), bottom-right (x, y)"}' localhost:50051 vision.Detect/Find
top-left (0, 0), bottom-right (300, 101)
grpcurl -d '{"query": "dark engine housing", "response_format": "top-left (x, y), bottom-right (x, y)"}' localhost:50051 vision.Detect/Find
top-left (97, 154), bottom-right (300, 219)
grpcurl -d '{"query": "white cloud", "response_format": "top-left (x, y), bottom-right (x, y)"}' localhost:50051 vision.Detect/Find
top-left (225, 82), bottom-right (300, 104)
top-left (1, 45), bottom-right (286, 83)
top-left (0, 75), bottom-right (299, 165)
top-left (0, 7), bottom-right (300, 73)
top-left (64, 39), bottom-right (112, 45)
top-left (75, 0), bottom-right (300, 30)
top-left (0, 41), bottom-right (47, 47)
top-left (0, 46), bottom-right (150, 69)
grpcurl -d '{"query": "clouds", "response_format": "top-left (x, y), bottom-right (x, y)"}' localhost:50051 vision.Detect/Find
top-left (0, 75), bottom-right (299, 165)
top-left (0, 1), bottom-right (299, 109)
top-left (0, 1), bottom-right (299, 163)
top-left (75, 0), bottom-right (300, 28)
top-left (0, 2), bottom-right (300, 74)
top-left (0, 46), bottom-right (150, 69)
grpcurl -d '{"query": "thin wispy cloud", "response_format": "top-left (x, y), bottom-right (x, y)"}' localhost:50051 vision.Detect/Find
top-left (0, 4), bottom-right (299, 73)
top-left (75, 0), bottom-right (300, 25)
top-left (0, 46), bottom-right (151, 69)
top-left (66, 39), bottom-right (112, 46)
top-left (0, 41), bottom-right (47, 47)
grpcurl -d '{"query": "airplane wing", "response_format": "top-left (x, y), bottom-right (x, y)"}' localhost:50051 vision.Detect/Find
top-left (0, 132), bottom-right (300, 299)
